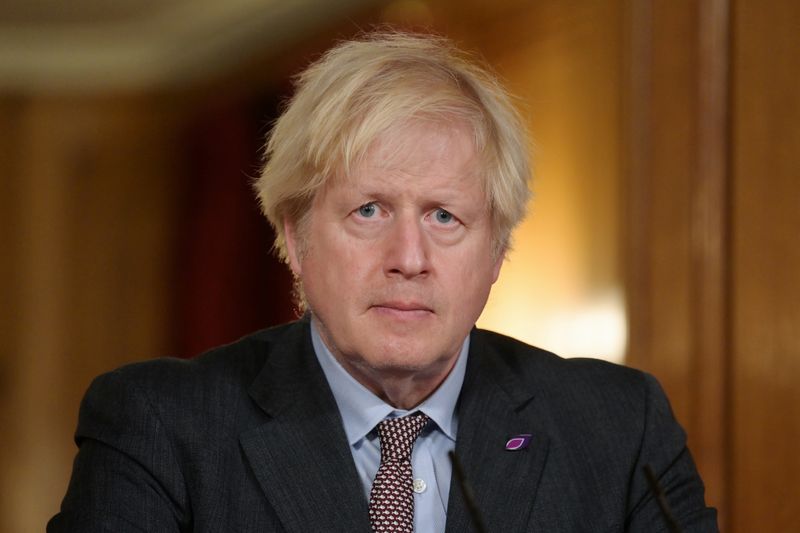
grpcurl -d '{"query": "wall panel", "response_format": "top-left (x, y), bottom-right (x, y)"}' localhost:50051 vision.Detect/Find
top-left (0, 94), bottom-right (182, 532)
top-left (624, 0), bottom-right (730, 520)
top-left (731, 1), bottom-right (800, 530)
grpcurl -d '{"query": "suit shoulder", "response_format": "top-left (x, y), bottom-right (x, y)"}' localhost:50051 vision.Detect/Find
top-left (77, 320), bottom-right (310, 449)
top-left (85, 320), bottom-right (306, 408)
top-left (472, 328), bottom-right (676, 445)
top-left (472, 327), bottom-right (652, 401)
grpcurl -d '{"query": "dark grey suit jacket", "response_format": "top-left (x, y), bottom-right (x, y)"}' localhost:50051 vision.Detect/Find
top-left (49, 318), bottom-right (717, 532)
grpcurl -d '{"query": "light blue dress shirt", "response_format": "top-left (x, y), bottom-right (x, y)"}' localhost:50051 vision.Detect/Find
top-left (311, 320), bottom-right (468, 533)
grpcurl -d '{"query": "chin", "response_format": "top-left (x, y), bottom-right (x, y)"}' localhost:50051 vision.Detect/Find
top-left (367, 341), bottom-right (451, 373)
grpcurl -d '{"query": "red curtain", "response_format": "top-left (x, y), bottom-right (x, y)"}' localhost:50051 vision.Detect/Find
top-left (174, 95), bottom-right (295, 358)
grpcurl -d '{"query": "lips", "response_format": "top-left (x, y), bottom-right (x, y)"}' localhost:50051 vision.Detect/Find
top-left (374, 301), bottom-right (433, 312)
top-left (370, 301), bottom-right (434, 320)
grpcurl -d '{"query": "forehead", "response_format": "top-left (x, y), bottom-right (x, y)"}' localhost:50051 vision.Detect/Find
top-left (341, 120), bottom-right (483, 189)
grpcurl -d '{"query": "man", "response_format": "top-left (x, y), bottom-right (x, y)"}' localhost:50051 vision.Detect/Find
top-left (49, 32), bottom-right (718, 532)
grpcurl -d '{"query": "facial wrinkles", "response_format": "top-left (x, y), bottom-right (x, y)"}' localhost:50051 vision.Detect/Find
top-left (287, 120), bottom-right (504, 409)
top-left (351, 162), bottom-right (486, 225)
top-left (299, 175), bottom-right (490, 319)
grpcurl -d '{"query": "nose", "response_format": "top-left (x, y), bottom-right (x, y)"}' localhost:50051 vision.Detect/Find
top-left (384, 215), bottom-right (430, 278)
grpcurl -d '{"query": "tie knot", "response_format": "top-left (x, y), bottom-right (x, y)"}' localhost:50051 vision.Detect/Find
top-left (377, 413), bottom-right (430, 462)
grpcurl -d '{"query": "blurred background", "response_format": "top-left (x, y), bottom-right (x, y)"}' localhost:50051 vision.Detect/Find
top-left (0, 0), bottom-right (797, 531)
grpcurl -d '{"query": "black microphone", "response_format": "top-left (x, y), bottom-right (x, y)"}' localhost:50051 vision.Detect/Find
top-left (449, 450), bottom-right (488, 533)
top-left (643, 464), bottom-right (684, 533)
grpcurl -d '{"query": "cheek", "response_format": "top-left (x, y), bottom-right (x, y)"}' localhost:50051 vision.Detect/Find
top-left (443, 249), bottom-right (497, 302)
top-left (303, 233), bottom-right (372, 300)
top-left (322, 235), bottom-right (372, 278)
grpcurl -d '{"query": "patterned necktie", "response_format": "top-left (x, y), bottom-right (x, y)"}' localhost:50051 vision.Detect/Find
top-left (369, 413), bottom-right (431, 533)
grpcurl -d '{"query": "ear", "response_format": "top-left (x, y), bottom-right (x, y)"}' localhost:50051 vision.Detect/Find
top-left (283, 217), bottom-right (302, 277)
top-left (490, 249), bottom-right (505, 284)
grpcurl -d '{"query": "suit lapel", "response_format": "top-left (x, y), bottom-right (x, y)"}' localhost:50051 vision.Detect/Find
top-left (239, 320), bottom-right (371, 533)
top-left (445, 330), bottom-right (551, 533)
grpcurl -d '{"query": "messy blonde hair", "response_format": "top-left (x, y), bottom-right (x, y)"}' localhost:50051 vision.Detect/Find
top-left (255, 30), bottom-right (531, 261)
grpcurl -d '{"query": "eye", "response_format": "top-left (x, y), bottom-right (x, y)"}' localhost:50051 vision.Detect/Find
top-left (434, 208), bottom-right (454, 224)
top-left (357, 202), bottom-right (377, 218)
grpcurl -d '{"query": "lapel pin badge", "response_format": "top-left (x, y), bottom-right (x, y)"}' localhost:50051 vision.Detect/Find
top-left (505, 434), bottom-right (532, 451)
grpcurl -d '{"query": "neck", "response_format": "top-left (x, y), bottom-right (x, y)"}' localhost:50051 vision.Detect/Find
top-left (355, 365), bottom-right (454, 410)
top-left (332, 350), bottom-right (457, 410)
top-left (313, 327), bottom-right (458, 410)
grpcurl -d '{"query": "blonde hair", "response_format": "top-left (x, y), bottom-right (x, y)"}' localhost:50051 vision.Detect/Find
top-left (255, 30), bottom-right (531, 261)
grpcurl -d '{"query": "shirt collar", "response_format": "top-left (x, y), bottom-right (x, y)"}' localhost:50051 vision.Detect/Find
top-left (311, 318), bottom-right (468, 446)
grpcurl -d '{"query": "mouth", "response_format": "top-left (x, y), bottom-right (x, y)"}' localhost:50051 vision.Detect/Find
top-left (371, 301), bottom-right (434, 318)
